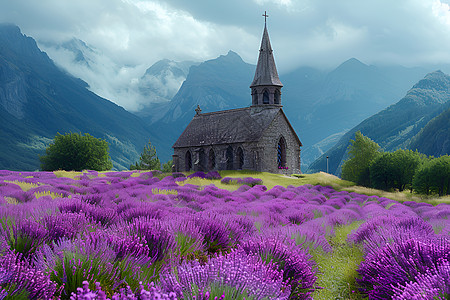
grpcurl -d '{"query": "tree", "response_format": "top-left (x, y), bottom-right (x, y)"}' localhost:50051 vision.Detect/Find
top-left (369, 153), bottom-right (395, 191)
top-left (341, 131), bottom-right (381, 186)
top-left (369, 150), bottom-right (422, 191)
top-left (40, 133), bottom-right (113, 171)
top-left (428, 155), bottom-right (450, 196)
top-left (162, 160), bottom-right (173, 173)
top-left (413, 159), bottom-right (433, 195)
top-left (130, 141), bottom-right (161, 170)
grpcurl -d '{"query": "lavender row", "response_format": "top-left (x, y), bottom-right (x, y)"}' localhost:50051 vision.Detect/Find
top-left (0, 170), bottom-right (449, 299)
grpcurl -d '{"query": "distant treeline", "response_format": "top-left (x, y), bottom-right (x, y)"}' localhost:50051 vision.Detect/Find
top-left (341, 131), bottom-right (450, 196)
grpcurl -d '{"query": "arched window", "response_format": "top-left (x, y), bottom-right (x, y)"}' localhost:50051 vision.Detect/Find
top-left (208, 149), bottom-right (216, 170)
top-left (274, 89), bottom-right (280, 104)
top-left (185, 151), bottom-right (192, 171)
top-left (226, 146), bottom-right (234, 170)
top-left (277, 137), bottom-right (286, 169)
top-left (263, 90), bottom-right (269, 104)
top-left (237, 147), bottom-right (244, 169)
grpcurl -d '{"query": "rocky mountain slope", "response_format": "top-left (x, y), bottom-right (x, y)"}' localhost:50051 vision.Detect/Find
top-left (308, 71), bottom-right (450, 175)
top-left (0, 24), bottom-right (153, 170)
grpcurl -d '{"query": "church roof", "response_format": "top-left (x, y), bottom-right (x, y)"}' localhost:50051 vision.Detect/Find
top-left (250, 24), bottom-right (283, 88)
top-left (173, 107), bottom-right (281, 148)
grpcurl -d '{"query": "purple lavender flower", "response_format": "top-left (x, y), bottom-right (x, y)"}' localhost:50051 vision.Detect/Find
top-left (159, 247), bottom-right (290, 300)
top-left (241, 235), bottom-right (317, 299)
top-left (357, 237), bottom-right (450, 299)
top-left (0, 251), bottom-right (57, 299)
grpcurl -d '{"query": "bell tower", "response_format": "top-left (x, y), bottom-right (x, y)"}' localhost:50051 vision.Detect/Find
top-left (250, 11), bottom-right (283, 106)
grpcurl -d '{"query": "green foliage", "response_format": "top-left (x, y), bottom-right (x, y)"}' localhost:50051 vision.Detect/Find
top-left (341, 131), bottom-right (381, 186)
top-left (49, 252), bottom-right (120, 299)
top-left (370, 150), bottom-right (423, 191)
top-left (40, 133), bottom-right (113, 171)
top-left (311, 222), bottom-right (364, 300)
top-left (413, 155), bottom-right (450, 196)
top-left (162, 159), bottom-right (173, 173)
top-left (130, 140), bottom-right (161, 170)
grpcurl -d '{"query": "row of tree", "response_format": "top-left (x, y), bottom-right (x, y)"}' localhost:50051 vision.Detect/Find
top-left (40, 133), bottom-right (171, 172)
top-left (341, 132), bottom-right (450, 196)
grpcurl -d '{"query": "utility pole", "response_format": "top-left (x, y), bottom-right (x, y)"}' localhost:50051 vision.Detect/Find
top-left (326, 156), bottom-right (329, 174)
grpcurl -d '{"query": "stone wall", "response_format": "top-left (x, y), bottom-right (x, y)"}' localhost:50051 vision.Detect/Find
top-left (257, 110), bottom-right (301, 174)
top-left (173, 110), bottom-right (302, 174)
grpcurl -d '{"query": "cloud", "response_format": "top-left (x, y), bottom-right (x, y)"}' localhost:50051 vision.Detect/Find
top-left (2, 0), bottom-right (450, 110)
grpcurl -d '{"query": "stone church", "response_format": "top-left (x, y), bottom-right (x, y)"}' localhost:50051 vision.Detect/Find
top-left (172, 21), bottom-right (302, 174)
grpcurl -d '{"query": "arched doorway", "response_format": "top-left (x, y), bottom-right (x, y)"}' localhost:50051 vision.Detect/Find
top-left (208, 149), bottom-right (216, 170)
top-left (277, 137), bottom-right (286, 169)
top-left (237, 147), bottom-right (244, 169)
top-left (185, 151), bottom-right (192, 171)
top-left (226, 146), bottom-right (233, 170)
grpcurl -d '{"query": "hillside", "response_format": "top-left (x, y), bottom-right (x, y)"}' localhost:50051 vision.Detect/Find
top-left (141, 54), bottom-right (427, 163)
top-left (409, 106), bottom-right (450, 156)
top-left (0, 24), bottom-right (153, 170)
top-left (308, 71), bottom-right (450, 175)
top-left (143, 51), bottom-right (255, 160)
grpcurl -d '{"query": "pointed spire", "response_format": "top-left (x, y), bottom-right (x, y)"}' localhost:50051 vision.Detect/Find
top-left (250, 21), bottom-right (283, 88)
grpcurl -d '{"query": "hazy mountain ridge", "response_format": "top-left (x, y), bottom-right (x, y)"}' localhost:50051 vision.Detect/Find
top-left (145, 51), bottom-right (428, 164)
top-left (308, 70), bottom-right (450, 175)
top-left (2, 23), bottom-right (443, 171)
top-left (0, 24), bottom-right (153, 170)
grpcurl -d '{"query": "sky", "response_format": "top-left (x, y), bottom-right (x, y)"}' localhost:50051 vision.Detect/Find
top-left (2, 0), bottom-right (450, 110)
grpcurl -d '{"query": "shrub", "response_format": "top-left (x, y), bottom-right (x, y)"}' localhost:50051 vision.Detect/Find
top-left (40, 132), bottom-right (113, 171)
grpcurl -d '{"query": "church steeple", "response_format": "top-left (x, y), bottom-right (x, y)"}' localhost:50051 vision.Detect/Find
top-left (250, 13), bottom-right (283, 106)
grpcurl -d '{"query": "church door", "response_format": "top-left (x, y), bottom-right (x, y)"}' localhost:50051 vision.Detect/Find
top-left (208, 149), bottom-right (216, 170)
top-left (226, 146), bottom-right (234, 170)
top-left (185, 151), bottom-right (192, 171)
top-left (237, 147), bottom-right (244, 169)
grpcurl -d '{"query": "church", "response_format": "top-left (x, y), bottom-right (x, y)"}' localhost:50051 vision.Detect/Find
top-left (172, 18), bottom-right (302, 174)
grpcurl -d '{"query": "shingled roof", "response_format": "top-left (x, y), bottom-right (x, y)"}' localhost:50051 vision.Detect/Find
top-left (250, 24), bottom-right (283, 88)
top-left (173, 107), bottom-right (281, 148)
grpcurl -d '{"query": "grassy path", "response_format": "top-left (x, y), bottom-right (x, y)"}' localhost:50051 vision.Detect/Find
top-left (311, 221), bottom-right (365, 299)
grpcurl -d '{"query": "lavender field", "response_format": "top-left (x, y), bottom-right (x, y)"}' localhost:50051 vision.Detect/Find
top-left (0, 169), bottom-right (449, 299)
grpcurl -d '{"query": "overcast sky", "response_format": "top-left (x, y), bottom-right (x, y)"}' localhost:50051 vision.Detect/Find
top-left (2, 0), bottom-right (450, 110)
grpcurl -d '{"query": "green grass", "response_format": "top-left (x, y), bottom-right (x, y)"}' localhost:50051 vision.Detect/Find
top-left (310, 221), bottom-right (365, 300)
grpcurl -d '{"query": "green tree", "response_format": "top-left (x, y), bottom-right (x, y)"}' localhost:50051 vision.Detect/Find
top-left (341, 131), bottom-right (381, 186)
top-left (413, 159), bottom-right (433, 195)
top-left (130, 141), bottom-right (161, 170)
top-left (40, 133), bottom-right (113, 171)
top-left (413, 156), bottom-right (450, 196)
top-left (429, 155), bottom-right (450, 196)
top-left (370, 150), bottom-right (423, 191)
top-left (162, 160), bottom-right (173, 173)
top-left (369, 152), bottom-right (395, 191)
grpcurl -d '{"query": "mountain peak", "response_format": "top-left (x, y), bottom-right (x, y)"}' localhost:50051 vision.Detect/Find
top-left (334, 58), bottom-right (368, 72)
top-left (411, 70), bottom-right (450, 93)
top-left (0, 23), bottom-right (50, 62)
top-left (217, 50), bottom-right (244, 63)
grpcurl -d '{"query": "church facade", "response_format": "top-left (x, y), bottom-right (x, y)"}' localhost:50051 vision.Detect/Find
top-left (172, 22), bottom-right (302, 174)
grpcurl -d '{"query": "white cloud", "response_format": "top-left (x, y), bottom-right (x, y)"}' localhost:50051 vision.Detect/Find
top-left (2, 0), bottom-right (450, 110)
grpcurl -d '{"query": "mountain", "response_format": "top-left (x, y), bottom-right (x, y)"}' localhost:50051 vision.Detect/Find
top-left (0, 24), bottom-right (153, 171)
top-left (141, 51), bottom-right (255, 161)
top-left (143, 54), bottom-right (428, 164)
top-left (308, 71), bottom-right (450, 175)
top-left (409, 106), bottom-right (450, 156)
top-left (135, 59), bottom-right (198, 121)
top-left (281, 58), bottom-right (428, 168)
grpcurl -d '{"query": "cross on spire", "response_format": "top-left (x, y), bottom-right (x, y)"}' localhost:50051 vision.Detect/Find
top-left (262, 11), bottom-right (268, 25)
